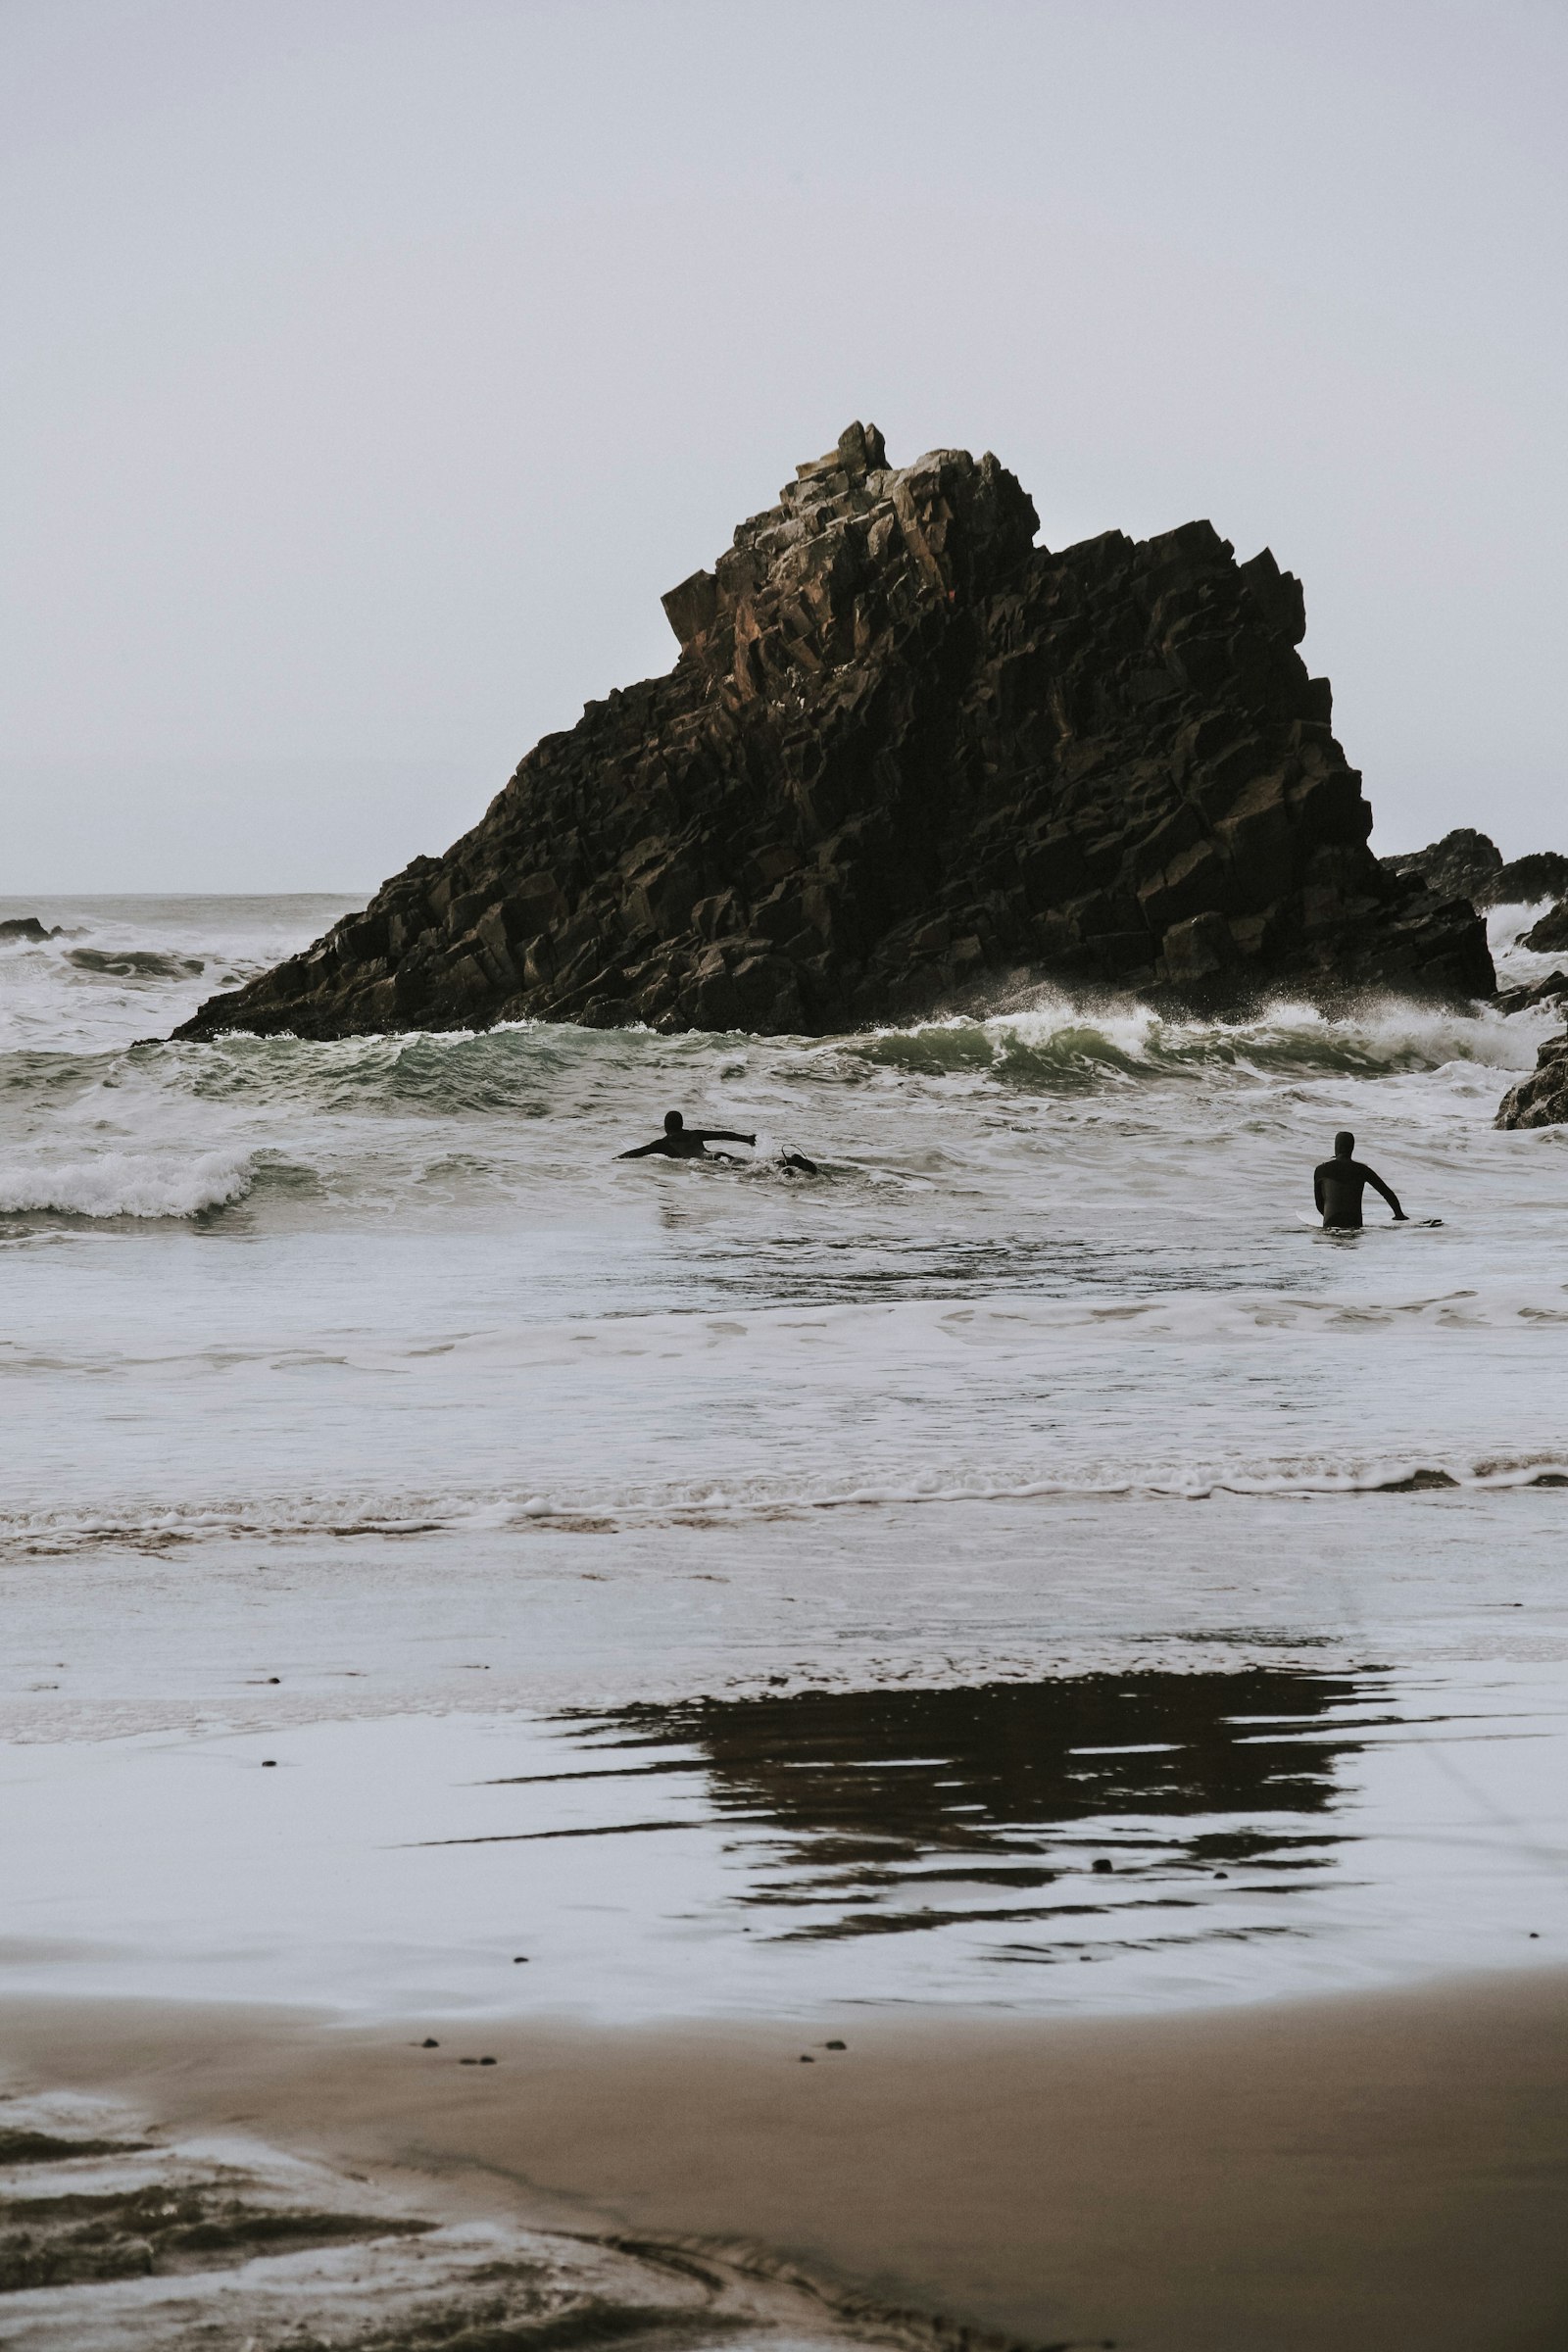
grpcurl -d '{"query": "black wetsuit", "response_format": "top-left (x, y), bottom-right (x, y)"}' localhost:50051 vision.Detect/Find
top-left (617, 1109), bottom-right (816, 1169)
top-left (1313, 1154), bottom-right (1405, 1229)
top-left (618, 1126), bottom-right (756, 1161)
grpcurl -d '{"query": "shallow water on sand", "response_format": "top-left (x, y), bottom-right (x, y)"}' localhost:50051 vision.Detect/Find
top-left (4, 1648), bottom-right (1564, 2023)
top-left (2, 893), bottom-right (1566, 2028)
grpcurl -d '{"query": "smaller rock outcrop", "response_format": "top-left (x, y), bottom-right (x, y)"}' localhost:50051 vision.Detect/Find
top-left (1496, 1031), bottom-right (1568, 1128)
top-left (1383, 833), bottom-right (1568, 913)
top-left (1381, 828), bottom-right (1502, 906)
top-left (1494, 852), bottom-right (1568, 906)
top-left (0, 916), bottom-right (60, 943)
top-left (1521, 902), bottom-right (1568, 955)
top-left (1492, 857), bottom-right (1568, 1121)
top-left (1494, 968), bottom-right (1568, 1017)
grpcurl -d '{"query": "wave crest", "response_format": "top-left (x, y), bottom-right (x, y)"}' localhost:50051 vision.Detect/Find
top-left (852, 995), bottom-right (1538, 1093)
top-left (0, 1150), bottom-right (255, 1220)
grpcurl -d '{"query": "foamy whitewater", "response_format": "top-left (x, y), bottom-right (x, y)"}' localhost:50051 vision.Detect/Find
top-left (3, 893), bottom-right (1566, 2027)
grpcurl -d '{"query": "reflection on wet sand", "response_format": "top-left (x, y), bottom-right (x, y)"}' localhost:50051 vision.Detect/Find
top-left (531, 1671), bottom-right (1364, 1961)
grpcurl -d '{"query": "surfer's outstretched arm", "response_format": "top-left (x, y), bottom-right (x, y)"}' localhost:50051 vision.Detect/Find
top-left (1364, 1165), bottom-right (1406, 1219)
top-left (693, 1129), bottom-right (756, 1147)
top-left (616, 1139), bottom-right (668, 1159)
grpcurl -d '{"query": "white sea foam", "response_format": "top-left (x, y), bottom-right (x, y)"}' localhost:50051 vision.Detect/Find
top-left (0, 1148), bottom-right (256, 1219)
top-left (2, 892), bottom-right (1564, 1584)
top-left (854, 990), bottom-right (1547, 1093)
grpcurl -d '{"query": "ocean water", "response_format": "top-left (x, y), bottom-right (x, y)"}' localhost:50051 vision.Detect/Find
top-left (2, 892), bottom-right (1567, 2028)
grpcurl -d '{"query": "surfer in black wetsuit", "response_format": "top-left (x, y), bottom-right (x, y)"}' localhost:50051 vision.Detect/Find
top-left (1313, 1131), bottom-right (1407, 1229)
top-left (619, 1110), bottom-right (756, 1160)
top-left (617, 1110), bottom-right (817, 1172)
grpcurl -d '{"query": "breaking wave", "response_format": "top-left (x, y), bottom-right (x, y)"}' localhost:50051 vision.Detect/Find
top-left (0, 1149), bottom-right (257, 1219)
top-left (851, 994), bottom-right (1541, 1092)
top-left (13, 990), bottom-right (1542, 1133)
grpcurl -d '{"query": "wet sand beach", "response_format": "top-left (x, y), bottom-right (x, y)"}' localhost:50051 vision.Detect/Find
top-left (4, 1970), bottom-right (1567, 2351)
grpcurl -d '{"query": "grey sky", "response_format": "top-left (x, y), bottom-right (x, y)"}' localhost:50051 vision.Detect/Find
top-left (4, 0), bottom-right (1565, 891)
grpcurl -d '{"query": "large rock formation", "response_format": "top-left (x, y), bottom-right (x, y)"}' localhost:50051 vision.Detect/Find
top-left (175, 424), bottom-right (1492, 1043)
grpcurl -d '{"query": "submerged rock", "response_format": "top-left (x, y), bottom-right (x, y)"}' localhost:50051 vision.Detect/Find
top-left (174, 424), bottom-right (1493, 1043)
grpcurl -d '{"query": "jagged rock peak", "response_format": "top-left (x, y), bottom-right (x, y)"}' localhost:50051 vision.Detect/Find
top-left (658, 420), bottom-right (1039, 700)
top-left (174, 424), bottom-right (1493, 1045)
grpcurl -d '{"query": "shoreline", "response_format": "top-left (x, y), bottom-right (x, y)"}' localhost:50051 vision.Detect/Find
top-left (5, 1966), bottom-right (1566, 2351)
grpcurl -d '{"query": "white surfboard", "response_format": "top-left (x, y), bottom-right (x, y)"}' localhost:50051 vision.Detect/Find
top-left (1296, 1211), bottom-right (1444, 1229)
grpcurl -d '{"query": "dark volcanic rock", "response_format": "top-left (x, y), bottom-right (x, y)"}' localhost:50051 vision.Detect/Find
top-left (1494, 851), bottom-right (1568, 906)
top-left (1496, 1030), bottom-right (1568, 1128)
top-left (1494, 968), bottom-right (1568, 1017)
top-left (174, 425), bottom-right (1493, 1043)
top-left (0, 916), bottom-right (61, 943)
top-left (1382, 835), bottom-right (1568, 914)
top-left (1380, 828), bottom-right (1502, 907)
top-left (1521, 901), bottom-right (1568, 954)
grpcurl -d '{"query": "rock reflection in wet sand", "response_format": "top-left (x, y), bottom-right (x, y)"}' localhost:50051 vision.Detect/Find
top-left (541, 1671), bottom-right (1363, 1963)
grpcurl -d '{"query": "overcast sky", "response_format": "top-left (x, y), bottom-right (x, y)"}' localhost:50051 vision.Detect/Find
top-left (4, 0), bottom-right (1565, 892)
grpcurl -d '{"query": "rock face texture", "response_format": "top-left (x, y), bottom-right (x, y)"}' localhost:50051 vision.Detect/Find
top-left (175, 424), bottom-right (1493, 1043)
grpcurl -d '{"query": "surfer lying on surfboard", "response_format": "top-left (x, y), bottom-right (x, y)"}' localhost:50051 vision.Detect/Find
top-left (617, 1109), bottom-right (817, 1172)
top-left (1313, 1130), bottom-right (1406, 1229)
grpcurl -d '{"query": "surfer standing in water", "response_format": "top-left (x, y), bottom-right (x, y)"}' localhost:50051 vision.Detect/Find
top-left (618, 1109), bottom-right (817, 1172)
top-left (1313, 1131), bottom-right (1407, 1229)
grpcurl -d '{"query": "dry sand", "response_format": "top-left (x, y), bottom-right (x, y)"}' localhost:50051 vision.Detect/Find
top-left (5, 1967), bottom-right (1566, 2351)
